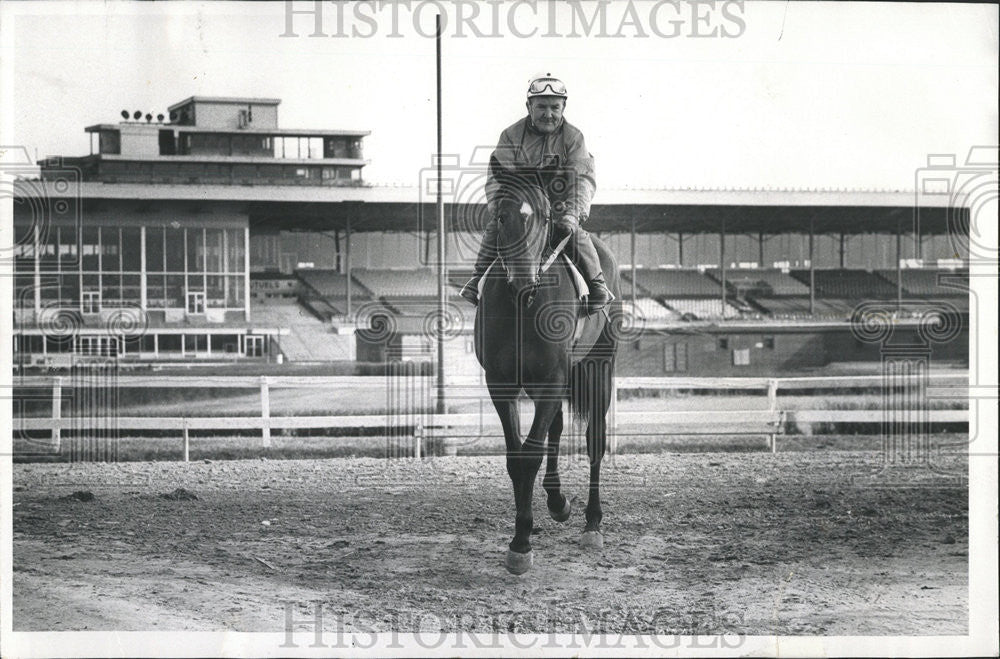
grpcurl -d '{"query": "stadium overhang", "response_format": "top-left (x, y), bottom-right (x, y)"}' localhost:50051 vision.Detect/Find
top-left (18, 180), bottom-right (965, 235)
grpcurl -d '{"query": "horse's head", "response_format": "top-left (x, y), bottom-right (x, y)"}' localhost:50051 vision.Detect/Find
top-left (491, 157), bottom-right (551, 302)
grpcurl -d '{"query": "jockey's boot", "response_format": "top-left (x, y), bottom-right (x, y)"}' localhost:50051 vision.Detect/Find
top-left (460, 220), bottom-right (500, 306)
top-left (569, 226), bottom-right (614, 315)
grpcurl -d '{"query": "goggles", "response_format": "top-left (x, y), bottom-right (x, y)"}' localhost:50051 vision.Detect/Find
top-left (527, 77), bottom-right (567, 98)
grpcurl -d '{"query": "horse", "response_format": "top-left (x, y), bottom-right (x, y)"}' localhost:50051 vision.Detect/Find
top-left (473, 159), bottom-right (622, 575)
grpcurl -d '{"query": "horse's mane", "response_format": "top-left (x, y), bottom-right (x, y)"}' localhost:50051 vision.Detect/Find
top-left (490, 157), bottom-right (551, 220)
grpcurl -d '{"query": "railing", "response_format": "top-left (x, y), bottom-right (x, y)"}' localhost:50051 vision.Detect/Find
top-left (11, 373), bottom-right (969, 459)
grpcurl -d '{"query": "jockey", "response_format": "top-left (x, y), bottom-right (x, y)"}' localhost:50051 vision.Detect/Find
top-left (459, 74), bottom-right (614, 315)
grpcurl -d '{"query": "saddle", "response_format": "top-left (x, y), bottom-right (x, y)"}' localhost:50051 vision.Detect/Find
top-left (478, 251), bottom-right (605, 355)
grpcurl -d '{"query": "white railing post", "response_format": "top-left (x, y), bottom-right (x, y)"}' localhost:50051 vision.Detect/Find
top-left (51, 376), bottom-right (62, 453)
top-left (413, 421), bottom-right (423, 459)
top-left (767, 378), bottom-right (779, 453)
top-left (182, 418), bottom-right (190, 462)
top-left (260, 376), bottom-right (271, 448)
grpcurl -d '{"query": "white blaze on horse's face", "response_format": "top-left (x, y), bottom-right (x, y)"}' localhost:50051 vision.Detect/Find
top-left (497, 196), bottom-right (543, 295)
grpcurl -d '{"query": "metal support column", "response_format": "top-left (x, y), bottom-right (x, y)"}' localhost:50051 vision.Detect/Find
top-left (434, 13), bottom-right (447, 416)
top-left (345, 217), bottom-right (352, 319)
top-left (808, 217), bottom-right (815, 315)
top-left (720, 216), bottom-right (727, 311)
top-left (896, 216), bottom-right (903, 311)
top-left (630, 216), bottom-right (637, 307)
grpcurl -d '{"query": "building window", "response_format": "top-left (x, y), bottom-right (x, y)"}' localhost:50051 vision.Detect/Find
top-left (242, 334), bottom-right (265, 357)
top-left (82, 291), bottom-right (100, 314)
top-left (733, 348), bottom-right (751, 366)
top-left (664, 343), bottom-right (688, 372)
top-left (99, 130), bottom-right (121, 155)
top-left (184, 334), bottom-right (208, 354)
top-left (717, 337), bottom-right (729, 351)
top-left (186, 291), bottom-right (205, 314)
top-left (763, 336), bottom-right (775, 350)
top-left (159, 334), bottom-right (182, 352)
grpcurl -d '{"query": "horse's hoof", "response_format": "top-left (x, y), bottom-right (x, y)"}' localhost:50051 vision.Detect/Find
top-left (504, 549), bottom-right (533, 575)
top-left (548, 496), bottom-right (572, 523)
top-left (580, 531), bottom-right (604, 551)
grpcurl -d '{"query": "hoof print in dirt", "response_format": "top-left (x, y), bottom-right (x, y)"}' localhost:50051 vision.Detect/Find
top-left (160, 488), bottom-right (199, 501)
top-left (60, 491), bottom-right (95, 502)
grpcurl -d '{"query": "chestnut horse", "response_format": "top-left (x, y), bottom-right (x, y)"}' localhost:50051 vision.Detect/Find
top-left (473, 160), bottom-right (621, 574)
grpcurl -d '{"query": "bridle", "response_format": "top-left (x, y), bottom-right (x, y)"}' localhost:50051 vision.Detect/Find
top-left (497, 201), bottom-right (569, 309)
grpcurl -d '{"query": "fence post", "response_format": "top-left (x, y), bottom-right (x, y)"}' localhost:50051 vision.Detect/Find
top-left (51, 376), bottom-right (62, 453)
top-left (767, 379), bottom-right (779, 453)
top-left (260, 376), bottom-right (271, 448)
top-left (413, 421), bottom-right (423, 459)
top-left (182, 418), bottom-right (190, 462)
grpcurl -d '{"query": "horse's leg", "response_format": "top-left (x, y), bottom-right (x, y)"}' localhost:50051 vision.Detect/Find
top-left (543, 406), bottom-right (571, 522)
top-left (506, 392), bottom-right (561, 570)
top-left (487, 382), bottom-right (534, 574)
top-left (582, 360), bottom-right (613, 550)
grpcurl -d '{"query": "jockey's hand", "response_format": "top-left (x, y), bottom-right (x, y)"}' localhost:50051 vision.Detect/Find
top-left (559, 214), bottom-right (579, 227)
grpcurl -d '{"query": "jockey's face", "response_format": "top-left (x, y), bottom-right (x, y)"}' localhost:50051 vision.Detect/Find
top-left (526, 97), bottom-right (565, 134)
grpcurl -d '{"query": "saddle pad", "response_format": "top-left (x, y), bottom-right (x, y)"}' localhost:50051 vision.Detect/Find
top-left (476, 259), bottom-right (498, 301)
top-left (561, 253), bottom-right (589, 301)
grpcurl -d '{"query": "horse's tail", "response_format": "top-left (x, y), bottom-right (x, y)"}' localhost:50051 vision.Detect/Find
top-left (567, 304), bottom-right (619, 424)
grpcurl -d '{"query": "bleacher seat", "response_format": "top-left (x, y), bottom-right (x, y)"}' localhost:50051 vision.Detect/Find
top-left (250, 302), bottom-right (353, 361)
top-left (621, 297), bottom-right (682, 322)
top-left (708, 269), bottom-right (810, 296)
top-left (877, 269), bottom-right (968, 297)
top-left (791, 269), bottom-right (898, 298)
top-left (661, 298), bottom-right (741, 320)
top-left (296, 269), bottom-right (373, 300)
top-left (352, 268), bottom-right (439, 297)
top-left (621, 269), bottom-right (721, 297)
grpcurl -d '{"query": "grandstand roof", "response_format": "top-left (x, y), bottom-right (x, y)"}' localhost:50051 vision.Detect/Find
top-left (16, 180), bottom-right (965, 235)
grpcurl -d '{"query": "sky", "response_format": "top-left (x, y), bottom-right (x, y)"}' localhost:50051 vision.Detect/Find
top-left (2, 1), bottom-right (997, 191)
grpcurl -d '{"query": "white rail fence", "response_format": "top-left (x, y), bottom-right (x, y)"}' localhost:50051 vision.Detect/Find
top-left (13, 374), bottom-right (969, 458)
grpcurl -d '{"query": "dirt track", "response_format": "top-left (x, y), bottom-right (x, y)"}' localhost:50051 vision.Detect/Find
top-left (13, 451), bottom-right (967, 635)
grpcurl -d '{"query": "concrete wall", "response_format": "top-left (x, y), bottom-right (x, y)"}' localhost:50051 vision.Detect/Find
top-left (616, 326), bottom-right (968, 376)
top-left (189, 102), bottom-right (279, 130)
top-left (118, 125), bottom-right (161, 157)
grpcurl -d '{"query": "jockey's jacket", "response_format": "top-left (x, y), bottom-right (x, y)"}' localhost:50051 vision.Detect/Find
top-left (484, 116), bottom-right (596, 222)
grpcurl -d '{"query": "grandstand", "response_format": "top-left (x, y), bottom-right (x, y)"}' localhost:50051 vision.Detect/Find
top-left (622, 297), bottom-right (681, 323)
top-left (791, 269), bottom-right (899, 299)
top-left (707, 268), bottom-right (810, 296)
top-left (11, 95), bottom-right (971, 376)
top-left (877, 268), bottom-right (970, 298)
top-left (250, 303), bottom-right (354, 361)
